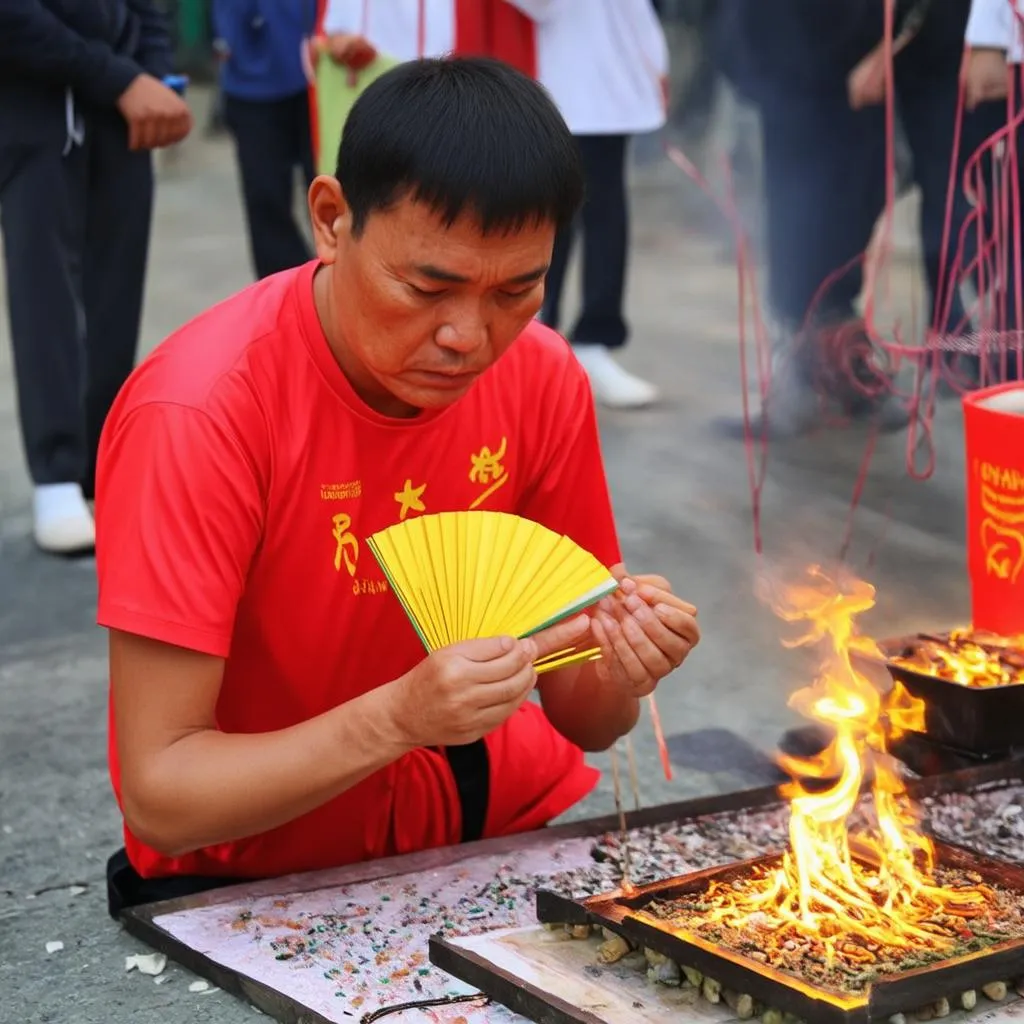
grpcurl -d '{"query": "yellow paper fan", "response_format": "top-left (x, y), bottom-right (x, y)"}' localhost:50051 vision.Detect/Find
top-left (367, 511), bottom-right (617, 674)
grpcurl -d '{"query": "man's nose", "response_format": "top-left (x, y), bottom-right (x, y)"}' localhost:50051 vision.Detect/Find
top-left (435, 303), bottom-right (488, 353)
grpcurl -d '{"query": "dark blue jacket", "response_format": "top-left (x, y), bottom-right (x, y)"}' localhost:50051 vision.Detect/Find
top-left (0, 0), bottom-right (173, 146)
top-left (213, 0), bottom-right (317, 102)
top-left (717, 0), bottom-right (969, 105)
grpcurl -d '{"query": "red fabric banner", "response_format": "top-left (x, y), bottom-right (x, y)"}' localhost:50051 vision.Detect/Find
top-left (454, 0), bottom-right (537, 79)
top-left (963, 382), bottom-right (1024, 636)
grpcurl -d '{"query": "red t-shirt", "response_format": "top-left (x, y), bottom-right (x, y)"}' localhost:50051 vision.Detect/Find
top-left (96, 260), bottom-right (622, 880)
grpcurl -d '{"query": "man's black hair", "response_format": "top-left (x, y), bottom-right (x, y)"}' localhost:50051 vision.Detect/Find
top-left (336, 57), bottom-right (584, 236)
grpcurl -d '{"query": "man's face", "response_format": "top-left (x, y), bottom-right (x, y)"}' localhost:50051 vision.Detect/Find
top-left (312, 180), bottom-right (555, 417)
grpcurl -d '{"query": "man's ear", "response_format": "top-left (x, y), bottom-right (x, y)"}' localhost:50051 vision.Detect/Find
top-left (308, 176), bottom-right (351, 265)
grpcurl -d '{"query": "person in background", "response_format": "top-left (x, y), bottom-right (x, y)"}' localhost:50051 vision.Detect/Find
top-left (717, 0), bottom-right (976, 439)
top-left (518, 0), bottom-right (669, 409)
top-left (964, 0), bottom-right (1021, 103)
top-left (319, 0), bottom-right (536, 72)
top-left (961, 0), bottom-right (1024, 382)
top-left (319, 0), bottom-right (668, 410)
top-left (0, 0), bottom-right (192, 555)
top-left (212, 0), bottom-right (319, 280)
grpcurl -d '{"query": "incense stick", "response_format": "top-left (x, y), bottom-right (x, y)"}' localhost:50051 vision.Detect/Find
top-left (647, 694), bottom-right (673, 781)
top-left (533, 645), bottom-right (601, 675)
top-left (625, 734), bottom-right (642, 812)
top-left (609, 741), bottom-right (634, 893)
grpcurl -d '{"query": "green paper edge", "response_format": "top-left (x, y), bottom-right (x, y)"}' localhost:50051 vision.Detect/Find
top-left (367, 535), bottom-right (432, 652)
top-left (518, 578), bottom-right (620, 638)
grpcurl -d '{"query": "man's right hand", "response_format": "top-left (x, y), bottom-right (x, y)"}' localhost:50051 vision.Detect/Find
top-left (117, 74), bottom-right (194, 151)
top-left (309, 33), bottom-right (377, 71)
top-left (964, 47), bottom-right (1010, 111)
top-left (387, 616), bottom-right (591, 748)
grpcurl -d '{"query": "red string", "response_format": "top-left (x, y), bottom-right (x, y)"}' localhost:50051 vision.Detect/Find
top-left (664, 144), bottom-right (771, 558)
top-left (665, 3), bottom-right (1024, 604)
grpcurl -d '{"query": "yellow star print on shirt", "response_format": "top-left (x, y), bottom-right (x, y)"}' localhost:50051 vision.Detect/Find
top-left (394, 479), bottom-right (427, 521)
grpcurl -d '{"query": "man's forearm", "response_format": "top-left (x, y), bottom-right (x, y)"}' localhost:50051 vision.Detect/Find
top-left (0, 1), bottom-right (141, 106)
top-left (127, 0), bottom-right (175, 79)
top-left (124, 685), bottom-right (414, 856)
top-left (538, 659), bottom-right (639, 751)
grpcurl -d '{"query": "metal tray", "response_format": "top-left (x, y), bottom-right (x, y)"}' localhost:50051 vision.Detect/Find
top-left (536, 841), bottom-right (1024, 1024)
top-left (879, 634), bottom-right (1024, 756)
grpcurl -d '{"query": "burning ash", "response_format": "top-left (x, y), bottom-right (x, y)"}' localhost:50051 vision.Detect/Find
top-left (696, 567), bottom-right (991, 957)
top-left (891, 628), bottom-right (1024, 688)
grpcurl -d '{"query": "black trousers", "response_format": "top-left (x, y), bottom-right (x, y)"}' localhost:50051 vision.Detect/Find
top-left (541, 134), bottom-right (630, 349)
top-left (966, 81), bottom-right (1024, 381)
top-left (225, 91), bottom-right (314, 280)
top-left (759, 71), bottom-right (974, 340)
top-left (0, 108), bottom-right (153, 496)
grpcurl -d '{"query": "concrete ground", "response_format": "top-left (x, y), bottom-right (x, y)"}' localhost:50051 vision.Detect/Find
top-left (0, 90), bottom-right (971, 1023)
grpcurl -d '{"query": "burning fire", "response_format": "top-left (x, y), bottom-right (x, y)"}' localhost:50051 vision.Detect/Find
top-left (705, 568), bottom-right (988, 956)
top-left (891, 628), bottom-right (1024, 688)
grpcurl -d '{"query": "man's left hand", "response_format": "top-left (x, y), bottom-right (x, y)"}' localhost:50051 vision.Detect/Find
top-left (963, 47), bottom-right (1010, 110)
top-left (848, 47), bottom-right (887, 110)
top-left (589, 565), bottom-right (699, 697)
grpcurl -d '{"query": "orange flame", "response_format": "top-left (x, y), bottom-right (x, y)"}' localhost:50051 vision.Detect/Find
top-left (704, 567), bottom-right (987, 956)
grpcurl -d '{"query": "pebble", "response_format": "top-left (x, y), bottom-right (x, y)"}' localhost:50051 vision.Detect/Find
top-left (125, 953), bottom-right (167, 976)
top-left (913, 1006), bottom-right (934, 1021)
top-left (681, 965), bottom-right (703, 988)
top-left (982, 980), bottom-right (1007, 1001)
top-left (188, 980), bottom-right (213, 993)
top-left (960, 990), bottom-right (977, 1011)
top-left (701, 976), bottom-right (722, 1004)
top-left (723, 989), bottom-right (755, 1019)
top-left (932, 997), bottom-right (950, 1018)
top-left (762, 1010), bottom-right (784, 1024)
top-left (648, 959), bottom-right (682, 987)
top-left (568, 924), bottom-right (590, 940)
top-left (596, 934), bottom-right (631, 964)
top-left (44, 941), bottom-right (63, 954)
top-left (889, 1015), bottom-right (907, 1024)
top-left (619, 951), bottom-right (648, 972)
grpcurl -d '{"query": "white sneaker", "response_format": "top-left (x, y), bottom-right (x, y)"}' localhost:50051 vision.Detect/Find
top-left (33, 483), bottom-right (95, 555)
top-left (572, 344), bottom-right (659, 409)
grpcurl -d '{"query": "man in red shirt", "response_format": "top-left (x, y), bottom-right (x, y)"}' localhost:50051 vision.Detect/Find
top-left (96, 56), bottom-right (700, 916)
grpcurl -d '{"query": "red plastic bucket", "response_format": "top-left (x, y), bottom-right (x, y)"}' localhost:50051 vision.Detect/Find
top-left (963, 382), bottom-right (1024, 636)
